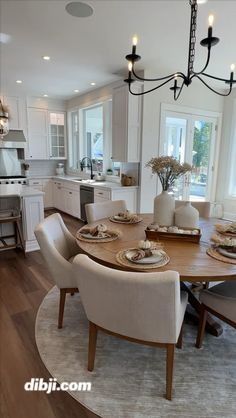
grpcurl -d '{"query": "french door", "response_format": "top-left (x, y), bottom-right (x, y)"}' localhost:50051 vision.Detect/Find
top-left (160, 108), bottom-right (220, 201)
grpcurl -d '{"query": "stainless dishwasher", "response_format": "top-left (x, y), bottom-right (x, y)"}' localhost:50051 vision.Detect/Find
top-left (80, 185), bottom-right (94, 222)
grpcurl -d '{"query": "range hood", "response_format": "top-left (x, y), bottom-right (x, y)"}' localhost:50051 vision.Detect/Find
top-left (0, 129), bottom-right (26, 149)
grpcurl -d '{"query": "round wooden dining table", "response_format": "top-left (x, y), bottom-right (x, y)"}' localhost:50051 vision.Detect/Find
top-left (76, 214), bottom-right (236, 283)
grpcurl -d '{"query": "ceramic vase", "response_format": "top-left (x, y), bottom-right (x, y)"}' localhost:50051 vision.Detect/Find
top-left (153, 191), bottom-right (175, 226)
top-left (174, 201), bottom-right (199, 228)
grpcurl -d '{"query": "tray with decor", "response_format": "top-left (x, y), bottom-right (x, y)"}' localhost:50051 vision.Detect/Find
top-left (145, 224), bottom-right (201, 243)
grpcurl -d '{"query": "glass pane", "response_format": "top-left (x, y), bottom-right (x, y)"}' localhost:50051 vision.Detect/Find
top-left (51, 125), bottom-right (57, 135)
top-left (165, 117), bottom-right (186, 163)
top-left (84, 105), bottom-right (103, 162)
top-left (58, 125), bottom-right (64, 136)
top-left (57, 114), bottom-right (64, 125)
top-left (58, 136), bottom-right (64, 146)
top-left (51, 136), bottom-right (58, 146)
top-left (189, 120), bottom-right (212, 201)
top-left (164, 117), bottom-right (187, 199)
top-left (50, 113), bottom-right (57, 124)
top-left (52, 146), bottom-right (58, 157)
top-left (59, 147), bottom-right (65, 157)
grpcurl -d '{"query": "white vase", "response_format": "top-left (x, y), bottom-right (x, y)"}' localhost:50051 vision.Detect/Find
top-left (153, 191), bottom-right (175, 226)
top-left (174, 202), bottom-right (199, 228)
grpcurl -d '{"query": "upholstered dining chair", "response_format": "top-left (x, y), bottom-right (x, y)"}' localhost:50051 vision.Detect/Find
top-left (35, 213), bottom-right (80, 328)
top-left (73, 254), bottom-right (188, 400)
top-left (175, 201), bottom-right (211, 218)
top-left (85, 199), bottom-right (127, 224)
top-left (196, 281), bottom-right (236, 348)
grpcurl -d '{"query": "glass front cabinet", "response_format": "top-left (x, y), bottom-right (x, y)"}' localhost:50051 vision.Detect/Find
top-left (48, 112), bottom-right (67, 159)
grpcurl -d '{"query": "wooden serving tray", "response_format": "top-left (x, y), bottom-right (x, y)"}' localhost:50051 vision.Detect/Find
top-left (145, 227), bottom-right (201, 243)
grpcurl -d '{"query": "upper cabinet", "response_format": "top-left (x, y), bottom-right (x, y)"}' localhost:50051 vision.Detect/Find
top-left (2, 96), bottom-right (27, 139)
top-left (48, 112), bottom-right (67, 159)
top-left (27, 108), bottom-right (48, 159)
top-left (112, 83), bottom-right (142, 162)
top-left (27, 107), bottom-right (67, 160)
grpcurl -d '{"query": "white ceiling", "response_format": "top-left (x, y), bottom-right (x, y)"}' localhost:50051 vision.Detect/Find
top-left (0, 0), bottom-right (235, 99)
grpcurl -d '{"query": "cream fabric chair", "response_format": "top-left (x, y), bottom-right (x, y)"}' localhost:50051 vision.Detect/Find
top-left (73, 254), bottom-right (188, 400)
top-left (85, 200), bottom-right (127, 224)
top-left (35, 213), bottom-right (79, 328)
top-left (175, 200), bottom-right (211, 218)
top-left (196, 281), bottom-right (236, 348)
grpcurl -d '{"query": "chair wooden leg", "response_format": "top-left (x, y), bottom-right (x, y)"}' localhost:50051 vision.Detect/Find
top-left (16, 220), bottom-right (25, 255)
top-left (176, 325), bottom-right (183, 349)
top-left (196, 304), bottom-right (208, 348)
top-left (166, 344), bottom-right (175, 401)
top-left (58, 289), bottom-right (66, 329)
top-left (88, 322), bottom-right (98, 372)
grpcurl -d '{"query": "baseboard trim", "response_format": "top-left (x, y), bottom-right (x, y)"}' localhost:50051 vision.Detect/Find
top-left (25, 240), bottom-right (40, 253)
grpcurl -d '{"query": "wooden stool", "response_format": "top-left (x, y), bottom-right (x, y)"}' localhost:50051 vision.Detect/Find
top-left (0, 196), bottom-right (24, 253)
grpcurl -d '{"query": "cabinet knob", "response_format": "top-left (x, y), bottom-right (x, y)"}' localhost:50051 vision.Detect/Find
top-left (69, 192), bottom-right (72, 194)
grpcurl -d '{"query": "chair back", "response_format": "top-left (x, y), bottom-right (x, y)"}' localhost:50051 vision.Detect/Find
top-left (73, 254), bottom-right (184, 344)
top-left (85, 200), bottom-right (127, 223)
top-left (35, 213), bottom-right (78, 288)
top-left (175, 201), bottom-right (211, 218)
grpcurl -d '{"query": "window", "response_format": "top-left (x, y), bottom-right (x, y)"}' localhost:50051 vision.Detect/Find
top-left (68, 99), bottom-right (112, 173)
top-left (229, 120), bottom-right (236, 197)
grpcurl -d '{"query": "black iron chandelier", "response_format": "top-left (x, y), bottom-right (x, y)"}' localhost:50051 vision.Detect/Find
top-left (124, 0), bottom-right (235, 99)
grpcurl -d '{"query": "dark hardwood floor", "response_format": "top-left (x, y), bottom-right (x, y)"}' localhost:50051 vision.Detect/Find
top-left (0, 211), bottom-right (100, 418)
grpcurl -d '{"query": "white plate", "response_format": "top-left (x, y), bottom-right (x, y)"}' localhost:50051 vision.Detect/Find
top-left (80, 232), bottom-right (110, 240)
top-left (113, 215), bottom-right (130, 221)
top-left (125, 249), bottom-right (164, 264)
top-left (218, 247), bottom-right (236, 259)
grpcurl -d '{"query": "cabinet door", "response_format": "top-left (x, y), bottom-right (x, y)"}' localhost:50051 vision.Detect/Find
top-left (27, 109), bottom-right (48, 159)
top-left (53, 182), bottom-right (64, 210)
top-left (3, 96), bottom-right (20, 130)
top-left (22, 196), bottom-right (44, 241)
top-left (43, 180), bottom-right (53, 208)
top-left (64, 189), bottom-right (80, 218)
top-left (112, 85), bottom-right (128, 162)
top-left (48, 112), bottom-right (67, 159)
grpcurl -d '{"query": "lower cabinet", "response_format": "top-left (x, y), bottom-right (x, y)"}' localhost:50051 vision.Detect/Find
top-left (29, 179), bottom-right (53, 208)
top-left (111, 188), bottom-right (138, 212)
top-left (52, 181), bottom-right (80, 218)
top-left (22, 195), bottom-right (44, 252)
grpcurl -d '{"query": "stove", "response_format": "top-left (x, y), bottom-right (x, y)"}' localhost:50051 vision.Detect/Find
top-left (0, 176), bottom-right (28, 185)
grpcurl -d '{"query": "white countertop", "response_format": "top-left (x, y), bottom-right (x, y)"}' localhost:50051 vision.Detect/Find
top-left (28, 175), bottom-right (138, 190)
top-left (0, 184), bottom-right (44, 197)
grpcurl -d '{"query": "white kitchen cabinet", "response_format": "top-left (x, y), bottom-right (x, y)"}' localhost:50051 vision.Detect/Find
top-left (29, 178), bottom-right (53, 208)
top-left (22, 195), bottom-right (44, 250)
top-left (112, 83), bottom-right (142, 162)
top-left (53, 180), bottom-right (65, 211)
top-left (2, 96), bottom-right (28, 139)
top-left (64, 188), bottom-right (80, 218)
top-left (27, 108), bottom-right (48, 159)
top-left (52, 180), bottom-right (80, 218)
top-left (94, 188), bottom-right (111, 203)
top-left (48, 112), bottom-right (67, 160)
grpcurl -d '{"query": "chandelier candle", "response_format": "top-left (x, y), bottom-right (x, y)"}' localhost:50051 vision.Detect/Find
top-left (124, 0), bottom-right (236, 99)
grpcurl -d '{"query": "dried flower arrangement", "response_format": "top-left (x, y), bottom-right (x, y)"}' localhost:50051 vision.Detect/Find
top-left (146, 156), bottom-right (192, 191)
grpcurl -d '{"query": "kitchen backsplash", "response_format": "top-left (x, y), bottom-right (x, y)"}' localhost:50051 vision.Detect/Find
top-left (24, 160), bottom-right (66, 177)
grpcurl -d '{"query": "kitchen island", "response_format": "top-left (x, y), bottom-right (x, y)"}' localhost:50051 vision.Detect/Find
top-left (0, 184), bottom-right (44, 252)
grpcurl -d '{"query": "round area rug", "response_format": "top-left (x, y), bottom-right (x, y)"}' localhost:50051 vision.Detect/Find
top-left (36, 286), bottom-right (236, 418)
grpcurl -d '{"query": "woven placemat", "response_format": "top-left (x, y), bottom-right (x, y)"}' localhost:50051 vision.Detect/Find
top-left (116, 249), bottom-right (170, 271)
top-left (109, 216), bottom-right (143, 224)
top-left (206, 247), bottom-right (236, 265)
top-left (76, 229), bottom-right (121, 243)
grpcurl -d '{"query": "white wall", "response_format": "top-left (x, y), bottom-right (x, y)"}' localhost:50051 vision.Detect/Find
top-left (140, 72), bottom-right (225, 212)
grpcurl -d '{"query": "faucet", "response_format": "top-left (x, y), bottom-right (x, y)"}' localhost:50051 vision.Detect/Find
top-left (80, 157), bottom-right (94, 180)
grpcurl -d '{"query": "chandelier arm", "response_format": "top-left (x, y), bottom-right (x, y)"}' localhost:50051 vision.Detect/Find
top-left (192, 47), bottom-right (211, 76)
top-left (201, 72), bottom-right (236, 83)
top-left (174, 80), bottom-right (185, 101)
top-left (196, 75), bottom-right (233, 96)
top-left (129, 76), bottom-right (176, 96)
top-left (132, 66), bottom-right (185, 82)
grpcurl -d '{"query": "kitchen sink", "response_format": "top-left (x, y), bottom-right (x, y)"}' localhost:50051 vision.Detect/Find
top-left (71, 178), bottom-right (95, 183)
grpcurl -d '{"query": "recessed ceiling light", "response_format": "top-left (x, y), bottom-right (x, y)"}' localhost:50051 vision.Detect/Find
top-left (65, 2), bottom-right (93, 18)
top-left (197, 0), bottom-right (208, 4)
top-left (43, 56), bottom-right (50, 61)
top-left (16, 80), bottom-right (22, 84)
top-left (90, 82), bottom-right (96, 86)
top-left (74, 89), bottom-right (79, 93)
top-left (43, 94), bottom-right (48, 97)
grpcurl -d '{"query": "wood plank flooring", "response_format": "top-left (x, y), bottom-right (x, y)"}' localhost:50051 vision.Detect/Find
top-left (0, 211), bottom-right (100, 418)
